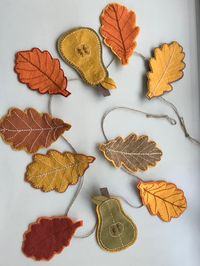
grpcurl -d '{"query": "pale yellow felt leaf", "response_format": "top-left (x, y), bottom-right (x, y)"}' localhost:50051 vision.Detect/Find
top-left (147, 42), bottom-right (185, 98)
top-left (25, 150), bottom-right (95, 192)
top-left (99, 133), bottom-right (163, 173)
top-left (100, 77), bottom-right (117, 90)
top-left (138, 181), bottom-right (187, 222)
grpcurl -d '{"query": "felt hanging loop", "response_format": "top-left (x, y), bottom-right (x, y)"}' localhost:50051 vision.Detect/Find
top-left (100, 187), bottom-right (110, 198)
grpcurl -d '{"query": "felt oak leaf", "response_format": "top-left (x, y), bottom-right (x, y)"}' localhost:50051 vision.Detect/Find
top-left (147, 42), bottom-right (185, 98)
top-left (100, 3), bottom-right (140, 65)
top-left (22, 216), bottom-right (83, 260)
top-left (138, 181), bottom-right (187, 222)
top-left (99, 134), bottom-right (162, 173)
top-left (25, 150), bottom-right (95, 192)
top-left (0, 108), bottom-right (71, 153)
top-left (58, 27), bottom-right (116, 90)
top-left (15, 48), bottom-right (70, 97)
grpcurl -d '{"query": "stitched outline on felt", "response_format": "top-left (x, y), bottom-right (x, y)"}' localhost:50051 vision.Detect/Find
top-left (0, 108), bottom-right (70, 153)
top-left (57, 27), bottom-right (108, 86)
top-left (96, 198), bottom-right (137, 252)
top-left (99, 134), bottom-right (163, 173)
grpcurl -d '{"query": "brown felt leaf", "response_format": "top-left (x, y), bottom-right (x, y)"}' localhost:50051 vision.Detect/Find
top-left (25, 150), bottom-right (95, 192)
top-left (15, 48), bottom-right (70, 97)
top-left (0, 108), bottom-right (71, 153)
top-left (138, 181), bottom-right (187, 222)
top-left (22, 216), bottom-right (83, 261)
top-left (100, 3), bottom-right (140, 65)
top-left (147, 42), bottom-right (185, 98)
top-left (99, 133), bottom-right (162, 173)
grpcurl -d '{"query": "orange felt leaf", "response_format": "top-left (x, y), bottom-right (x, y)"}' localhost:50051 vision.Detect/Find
top-left (138, 181), bottom-right (187, 222)
top-left (100, 3), bottom-right (140, 65)
top-left (22, 216), bottom-right (83, 260)
top-left (0, 108), bottom-right (71, 153)
top-left (15, 48), bottom-right (70, 97)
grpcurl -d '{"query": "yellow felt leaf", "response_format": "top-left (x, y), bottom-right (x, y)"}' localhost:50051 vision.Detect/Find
top-left (100, 77), bottom-right (117, 90)
top-left (138, 181), bottom-right (187, 222)
top-left (147, 42), bottom-right (185, 98)
top-left (25, 150), bottom-right (95, 192)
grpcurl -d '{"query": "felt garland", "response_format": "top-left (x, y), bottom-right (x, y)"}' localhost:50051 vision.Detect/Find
top-left (0, 1), bottom-right (197, 261)
top-left (100, 106), bottom-right (187, 223)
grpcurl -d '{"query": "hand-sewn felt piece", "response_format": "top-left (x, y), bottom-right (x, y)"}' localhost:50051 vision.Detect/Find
top-left (100, 77), bottom-right (117, 90)
top-left (138, 181), bottom-right (187, 222)
top-left (0, 108), bottom-right (71, 153)
top-left (147, 42), bottom-right (185, 98)
top-left (99, 133), bottom-right (163, 173)
top-left (15, 48), bottom-right (70, 97)
top-left (57, 27), bottom-right (116, 90)
top-left (100, 3), bottom-right (140, 65)
top-left (92, 196), bottom-right (137, 252)
top-left (25, 150), bottom-right (95, 192)
top-left (22, 216), bottom-right (83, 260)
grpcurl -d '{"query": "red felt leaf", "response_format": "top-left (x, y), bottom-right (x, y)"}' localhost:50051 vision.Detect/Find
top-left (15, 48), bottom-right (70, 97)
top-left (22, 216), bottom-right (83, 261)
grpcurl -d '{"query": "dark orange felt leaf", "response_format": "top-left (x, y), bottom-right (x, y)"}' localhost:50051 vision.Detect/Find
top-left (15, 48), bottom-right (70, 97)
top-left (22, 216), bottom-right (83, 261)
top-left (0, 108), bottom-right (71, 153)
top-left (100, 3), bottom-right (140, 65)
top-left (138, 181), bottom-right (187, 222)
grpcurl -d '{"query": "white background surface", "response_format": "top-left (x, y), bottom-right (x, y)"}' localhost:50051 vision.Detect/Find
top-left (0, 0), bottom-right (199, 265)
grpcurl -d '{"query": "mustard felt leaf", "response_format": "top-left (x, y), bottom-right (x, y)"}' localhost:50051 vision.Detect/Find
top-left (147, 42), bottom-right (185, 98)
top-left (25, 150), bottom-right (95, 192)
